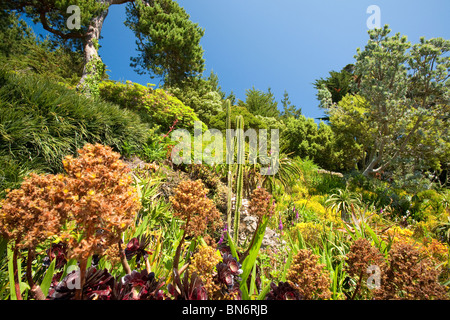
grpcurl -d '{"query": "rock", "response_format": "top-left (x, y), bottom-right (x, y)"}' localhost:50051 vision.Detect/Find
top-left (229, 212), bottom-right (285, 250)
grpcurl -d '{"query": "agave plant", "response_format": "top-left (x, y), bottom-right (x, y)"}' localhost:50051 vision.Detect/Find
top-left (259, 153), bottom-right (302, 195)
top-left (325, 188), bottom-right (362, 222)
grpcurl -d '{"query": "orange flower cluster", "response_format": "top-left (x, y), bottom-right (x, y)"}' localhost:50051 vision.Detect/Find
top-left (345, 238), bottom-right (386, 299)
top-left (373, 242), bottom-right (448, 300)
top-left (0, 144), bottom-right (141, 261)
top-left (286, 249), bottom-right (331, 300)
top-left (248, 187), bottom-right (276, 221)
top-left (0, 173), bottom-right (69, 249)
top-left (189, 244), bottom-right (223, 298)
top-left (420, 237), bottom-right (449, 264)
top-left (61, 143), bottom-right (141, 260)
top-left (346, 238), bottom-right (385, 279)
top-left (170, 179), bottom-right (222, 241)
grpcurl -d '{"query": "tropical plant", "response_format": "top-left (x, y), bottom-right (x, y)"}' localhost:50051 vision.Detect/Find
top-left (325, 189), bottom-right (362, 222)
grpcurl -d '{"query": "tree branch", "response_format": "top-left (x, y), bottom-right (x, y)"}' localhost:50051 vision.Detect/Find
top-left (39, 11), bottom-right (85, 40)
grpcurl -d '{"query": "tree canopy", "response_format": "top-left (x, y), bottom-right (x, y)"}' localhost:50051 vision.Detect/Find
top-left (3, 0), bottom-right (206, 90)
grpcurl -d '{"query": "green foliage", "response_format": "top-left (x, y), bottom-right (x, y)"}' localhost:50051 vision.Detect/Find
top-left (281, 116), bottom-right (340, 171)
top-left (314, 64), bottom-right (356, 106)
top-left (325, 189), bottom-right (362, 222)
top-left (4, 0), bottom-right (107, 50)
top-left (209, 105), bottom-right (265, 131)
top-left (0, 11), bottom-right (83, 87)
top-left (98, 80), bottom-right (202, 130)
top-left (0, 70), bottom-right (150, 194)
top-left (167, 73), bottom-right (224, 126)
top-left (238, 87), bottom-right (279, 118)
top-left (0, 10), bottom-right (33, 57)
top-left (78, 55), bottom-right (105, 97)
top-left (280, 90), bottom-right (302, 120)
top-left (353, 25), bottom-right (450, 178)
top-left (328, 94), bottom-right (374, 171)
top-left (146, 88), bottom-right (201, 129)
top-left (125, 0), bottom-right (205, 86)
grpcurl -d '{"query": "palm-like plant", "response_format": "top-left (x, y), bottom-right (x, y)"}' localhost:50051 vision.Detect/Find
top-left (263, 154), bottom-right (302, 193)
top-left (325, 188), bottom-right (362, 222)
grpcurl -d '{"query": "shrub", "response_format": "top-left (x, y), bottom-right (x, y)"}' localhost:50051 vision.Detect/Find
top-left (292, 222), bottom-right (325, 247)
top-left (98, 80), bottom-right (203, 130)
top-left (412, 189), bottom-right (447, 218)
top-left (0, 70), bottom-right (150, 194)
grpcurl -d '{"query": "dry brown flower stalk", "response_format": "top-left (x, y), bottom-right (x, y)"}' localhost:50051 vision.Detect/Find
top-left (0, 173), bottom-right (70, 249)
top-left (286, 249), bottom-right (331, 300)
top-left (1, 143), bottom-right (141, 300)
top-left (248, 187), bottom-right (276, 221)
top-left (373, 242), bottom-right (449, 300)
top-left (170, 179), bottom-right (222, 239)
top-left (61, 143), bottom-right (141, 261)
top-left (345, 238), bottom-right (386, 299)
top-left (189, 244), bottom-right (223, 298)
top-left (0, 173), bottom-right (71, 299)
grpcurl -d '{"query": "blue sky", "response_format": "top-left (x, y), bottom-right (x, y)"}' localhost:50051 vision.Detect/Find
top-left (27, 0), bottom-right (450, 120)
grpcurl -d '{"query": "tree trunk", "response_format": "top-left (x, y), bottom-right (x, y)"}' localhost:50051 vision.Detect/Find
top-left (77, 8), bottom-right (109, 90)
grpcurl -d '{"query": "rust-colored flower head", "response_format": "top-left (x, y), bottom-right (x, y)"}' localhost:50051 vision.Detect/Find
top-left (170, 179), bottom-right (222, 239)
top-left (345, 238), bottom-right (386, 299)
top-left (373, 242), bottom-right (449, 300)
top-left (286, 249), bottom-right (331, 300)
top-left (61, 143), bottom-right (141, 261)
top-left (248, 187), bottom-right (276, 221)
top-left (189, 244), bottom-right (222, 297)
top-left (0, 173), bottom-right (70, 249)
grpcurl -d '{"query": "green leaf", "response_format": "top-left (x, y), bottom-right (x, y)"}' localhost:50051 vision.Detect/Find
top-left (281, 249), bottom-right (293, 282)
top-left (343, 223), bottom-right (357, 241)
top-left (0, 237), bottom-right (7, 257)
top-left (248, 261), bottom-right (257, 297)
top-left (227, 231), bottom-right (238, 260)
top-left (257, 282), bottom-right (271, 301)
top-left (240, 216), bottom-right (269, 288)
top-left (365, 223), bottom-right (380, 247)
top-left (7, 246), bottom-right (16, 300)
top-left (40, 257), bottom-right (56, 296)
top-left (240, 282), bottom-right (249, 300)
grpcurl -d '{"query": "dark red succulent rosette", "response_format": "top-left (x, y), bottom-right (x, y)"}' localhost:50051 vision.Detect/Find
top-left (167, 271), bottom-right (208, 300)
top-left (265, 281), bottom-right (303, 300)
top-left (113, 269), bottom-right (166, 300)
top-left (43, 242), bottom-right (68, 270)
top-left (124, 235), bottom-right (152, 262)
top-left (47, 267), bottom-right (114, 300)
